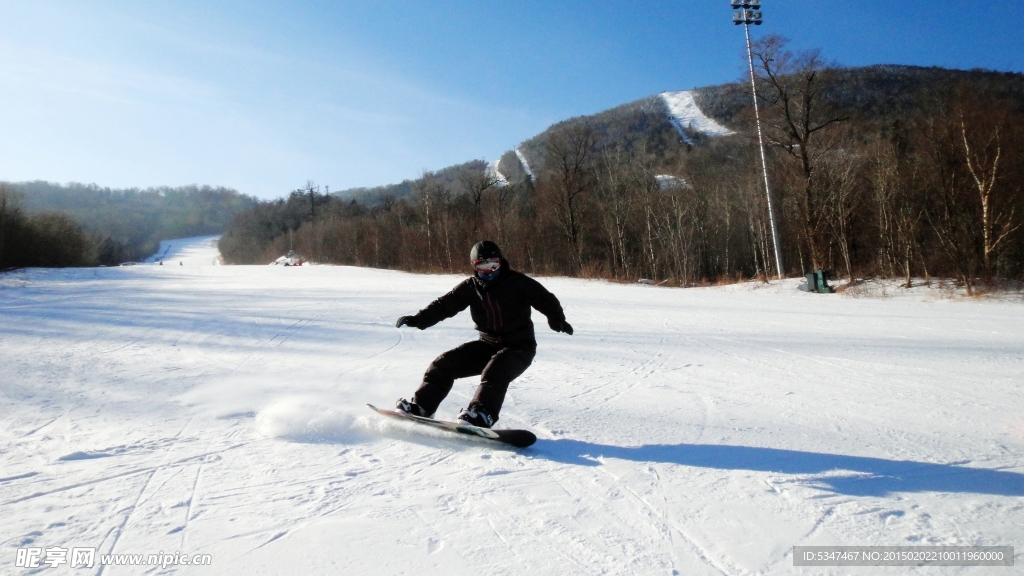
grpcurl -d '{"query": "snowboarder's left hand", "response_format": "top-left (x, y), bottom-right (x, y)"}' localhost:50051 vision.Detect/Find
top-left (396, 315), bottom-right (424, 329)
top-left (549, 319), bottom-right (573, 335)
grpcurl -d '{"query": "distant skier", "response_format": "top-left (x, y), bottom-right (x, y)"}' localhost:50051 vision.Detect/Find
top-left (394, 241), bottom-right (573, 428)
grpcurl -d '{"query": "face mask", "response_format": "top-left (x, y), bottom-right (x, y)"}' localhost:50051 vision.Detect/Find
top-left (477, 268), bottom-right (500, 282)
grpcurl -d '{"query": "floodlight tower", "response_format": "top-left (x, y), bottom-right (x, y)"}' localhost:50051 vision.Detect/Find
top-left (733, 0), bottom-right (784, 279)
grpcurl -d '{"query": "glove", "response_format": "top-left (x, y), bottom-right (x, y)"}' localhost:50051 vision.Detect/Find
top-left (396, 315), bottom-right (422, 329)
top-left (549, 318), bottom-right (573, 335)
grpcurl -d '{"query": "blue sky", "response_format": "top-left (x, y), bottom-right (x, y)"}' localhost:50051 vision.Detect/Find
top-left (0, 1), bottom-right (1019, 199)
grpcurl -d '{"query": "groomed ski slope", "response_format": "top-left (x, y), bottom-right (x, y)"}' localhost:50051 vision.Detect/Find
top-left (1, 236), bottom-right (1022, 575)
top-left (661, 90), bottom-right (735, 140)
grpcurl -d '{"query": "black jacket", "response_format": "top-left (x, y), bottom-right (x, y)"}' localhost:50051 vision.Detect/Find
top-left (411, 264), bottom-right (566, 347)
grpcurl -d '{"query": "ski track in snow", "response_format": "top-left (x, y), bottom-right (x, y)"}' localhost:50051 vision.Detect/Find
top-left (1, 236), bottom-right (1023, 575)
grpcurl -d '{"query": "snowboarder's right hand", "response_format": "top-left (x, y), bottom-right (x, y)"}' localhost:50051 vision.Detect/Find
top-left (549, 318), bottom-right (574, 335)
top-left (396, 315), bottom-right (421, 329)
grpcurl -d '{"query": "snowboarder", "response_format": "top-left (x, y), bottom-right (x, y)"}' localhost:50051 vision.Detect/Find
top-left (394, 240), bottom-right (573, 428)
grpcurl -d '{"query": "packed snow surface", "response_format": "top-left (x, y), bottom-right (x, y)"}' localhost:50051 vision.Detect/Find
top-left (144, 236), bottom-right (222, 266)
top-left (661, 90), bottom-right (735, 139)
top-left (485, 159), bottom-right (509, 187)
top-left (2, 237), bottom-right (1022, 575)
top-left (514, 147), bottom-right (535, 179)
top-left (655, 174), bottom-right (692, 190)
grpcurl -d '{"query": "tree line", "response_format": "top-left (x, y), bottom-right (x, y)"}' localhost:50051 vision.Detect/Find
top-left (1, 182), bottom-right (256, 269)
top-left (221, 40), bottom-right (1024, 291)
top-left (0, 186), bottom-right (95, 268)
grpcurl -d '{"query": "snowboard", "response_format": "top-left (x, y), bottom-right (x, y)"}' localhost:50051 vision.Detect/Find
top-left (367, 404), bottom-right (537, 448)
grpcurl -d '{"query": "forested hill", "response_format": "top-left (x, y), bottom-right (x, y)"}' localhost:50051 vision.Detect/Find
top-left (694, 64), bottom-right (1024, 129)
top-left (333, 160), bottom-right (488, 206)
top-left (330, 64), bottom-right (1024, 208)
top-left (1, 181), bottom-right (257, 267)
top-left (221, 60), bottom-right (1024, 291)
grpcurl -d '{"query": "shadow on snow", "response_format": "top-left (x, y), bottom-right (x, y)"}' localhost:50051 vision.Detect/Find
top-left (531, 439), bottom-right (1024, 498)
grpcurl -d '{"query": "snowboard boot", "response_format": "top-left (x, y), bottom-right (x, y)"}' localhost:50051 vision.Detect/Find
top-left (457, 404), bottom-right (496, 428)
top-left (396, 398), bottom-right (431, 418)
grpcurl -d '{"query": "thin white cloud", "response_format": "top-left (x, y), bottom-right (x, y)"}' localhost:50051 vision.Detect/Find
top-left (0, 3), bottom-right (546, 196)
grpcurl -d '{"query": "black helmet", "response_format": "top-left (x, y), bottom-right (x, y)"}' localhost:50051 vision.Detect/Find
top-left (470, 241), bottom-right (502, 262)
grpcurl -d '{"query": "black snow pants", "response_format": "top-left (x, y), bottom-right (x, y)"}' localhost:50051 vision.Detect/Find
top-left (412, 340), bottom-right (535, 420)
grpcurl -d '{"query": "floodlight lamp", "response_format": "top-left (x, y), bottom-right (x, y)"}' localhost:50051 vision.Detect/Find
top-left (733, 9), bottom-right (763, 25)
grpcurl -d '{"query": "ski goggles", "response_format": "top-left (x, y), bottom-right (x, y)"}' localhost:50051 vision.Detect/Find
top-left (472, 257), bottom-right (501, 273)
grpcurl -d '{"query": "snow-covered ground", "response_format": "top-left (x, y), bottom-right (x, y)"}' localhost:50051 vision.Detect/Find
top-left (485, 159), bottom-right (509, 187)
top-left (514, 147), bottom-right (535, 179)
top-left (2, 236), bottom-right (1022, 575)
top-left (661, 90), bottom-right (735, 141)
top-left (655, 174), bottom-right (692, 190)
top-left (144, 236), bottom-right (222, 266)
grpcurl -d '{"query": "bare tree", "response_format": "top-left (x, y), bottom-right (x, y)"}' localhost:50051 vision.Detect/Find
top-left (459, 167), bottom-right (501, 236)
top-left (542, 124), bottom-right (596, 273)
top-left (740, 170), bottom-right (775, 280)
top-left (957, 97), bottom-right (1022, 275)
top-left (414, 172), bottom-right (446, 271)
top-left (483, 181), bottom-right (523, 254)
top-left (871, 126), bottom-right (923, 288)
top-left (628, 151), bottom-right (668, 280)
top-left (818, 138), bottom-right (864, 281)
top-left (596, 147), bottom-right (638, 279)
top-left (657, 181), bottom-right (698, 285)
top-left (303, 180), bottom-right (319, 220)
top-left (920, 110), bottom-right (981, 293)
top-left (751, 34), bottom-right (847, 270)
top-left (916, 87), bottom-right (1024, 293)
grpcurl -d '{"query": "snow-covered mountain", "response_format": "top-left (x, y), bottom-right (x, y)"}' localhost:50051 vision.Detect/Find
top-left (498, 89), bottom-right (731, 186)
top-left (337, 86), bottom-right (734, 203)
top-left (331, 65), bottom-right (1024, 206)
